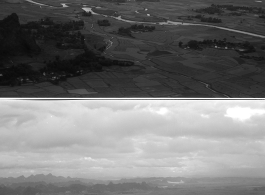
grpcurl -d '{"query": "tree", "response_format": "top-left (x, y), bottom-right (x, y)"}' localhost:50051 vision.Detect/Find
top-left (81, 35), bottom-right (85, 44)
top-left (188, 40), bottom-right (199, 49)
top-left (55, 55), bottom-right (60, 61)
top-left (138, 24), bottom-right (144, 29)
top-left (179, 41), bottom-right (183, 47)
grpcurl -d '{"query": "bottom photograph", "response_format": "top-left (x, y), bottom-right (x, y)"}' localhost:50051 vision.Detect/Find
top-left (0, 100), bottom-right (265, 195)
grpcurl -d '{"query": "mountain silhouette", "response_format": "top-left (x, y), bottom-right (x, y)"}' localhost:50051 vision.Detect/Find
top-left (0, 174), bottom-right (73, 185)
top-left (0, 176), bottom-right (155, 195)
top-left (0, 13), bottom-right (40, 58)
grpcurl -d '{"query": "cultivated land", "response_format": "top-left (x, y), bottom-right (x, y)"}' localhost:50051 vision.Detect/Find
top-left (109, 185), bottom-right (265, 195)
top-left (2, 174), bottom-right (265, 195)
top-left (0, 0), bottom-right (265, 97)
top-left (5, 184), bottom-right (265, 195)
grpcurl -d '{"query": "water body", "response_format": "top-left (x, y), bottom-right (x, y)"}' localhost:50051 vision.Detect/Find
top-left (25, 0), bottom-right (69, 7)
top-left (167, 180), bottom-right (184, 184)
top-left (25, 0), bottom-right (265, 38)
top-left (23, 0), bottom-right (262, 97)
top-left (61, 3), bottom-right (69, 8)
top-left (82, 8), bottom-right (265, 39)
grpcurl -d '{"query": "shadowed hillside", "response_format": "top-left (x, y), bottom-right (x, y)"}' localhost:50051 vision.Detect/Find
top-left (0, 13), bottom-right (40, 58)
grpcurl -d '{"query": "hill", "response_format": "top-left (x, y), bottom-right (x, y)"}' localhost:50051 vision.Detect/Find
top-left (0, 13), bottom-right (40, 59)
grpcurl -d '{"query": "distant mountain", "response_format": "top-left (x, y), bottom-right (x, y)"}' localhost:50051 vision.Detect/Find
top-left (0, 174), bottom-right (92, 186)
top-left (0, 179), bottom-right (154, 195)
top-left (2, 174), bottom-right (265, 188)
top-left (0, 13), bottom-right (40, 59)
top-left (116, 177), bottom-right (265, 187)
top-left (0, 174), bottom-right (118, 187)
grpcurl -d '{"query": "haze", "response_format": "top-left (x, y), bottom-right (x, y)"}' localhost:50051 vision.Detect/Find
top-left (0, 100), bottom-right (265, 179)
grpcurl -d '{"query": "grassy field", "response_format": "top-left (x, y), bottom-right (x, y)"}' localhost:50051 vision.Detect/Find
top-left (103, 184), bottom-right (265, 195)
top-left (1, 0), bottom-right (265, 97)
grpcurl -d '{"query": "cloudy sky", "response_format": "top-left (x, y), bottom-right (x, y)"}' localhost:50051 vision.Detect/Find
top-left (0, 100), bottom-right (265, 179)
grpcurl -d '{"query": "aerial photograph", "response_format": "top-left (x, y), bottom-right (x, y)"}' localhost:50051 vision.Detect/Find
top-left (0, 100), bottom-right (265, 195)
top-left (0, 0), bottom-right (265, 97)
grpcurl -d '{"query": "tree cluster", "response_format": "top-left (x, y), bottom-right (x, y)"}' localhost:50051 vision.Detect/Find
top-left (229, 12), bottom-right (242, 16)
top-left (82, 11), bottom-right (92, 16)
top-left (194, 14), bottom-right (222, 23)
top-left (130, 24), bottom-right (155, 32)
top-left (40, 17), bottom-right (54, 25)
top-left (0, 13), bottom-right (41, 58)
top-left (101, 0), bottom-right (126, 2)
top-left (41, 50), bottom-right (102, 76)
top-left (117, 24), bottom-right (155, 37)
top-left (0, 182), bottom-right (153, 195)
top-left (0, 64), bottom-right (41, 86)
top-left (136, 0), bottom-right (160, 2)
top-left (195, 5), bottom-right (224, 14)
top-left (40, 50), bottom-right (134, 84)
top-left (56, 31), bottom-right (85, 50)
top-left (240, 55), bottom-right (264, 61)
top-left (118, 27), bottom-right (134, 38)
top-left (0, 14), bottom-right (135, 87)
top-left (184, 39), bottom-right (256, 53)
top-left (21, 19), bottom-right (85, 50)
top-left (211, 4), bottom-right (265, 14)
top-left (97, 19), bottom-right (110, 26)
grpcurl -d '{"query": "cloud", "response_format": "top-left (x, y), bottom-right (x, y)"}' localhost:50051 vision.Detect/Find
top-left (0, 100), bottom-right (265, 178)
top-left (225, 107), bottom-right (265, 121)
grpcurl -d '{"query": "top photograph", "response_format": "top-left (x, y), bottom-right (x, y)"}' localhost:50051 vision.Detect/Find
top-left (0, 0), bottom-right (265, 98)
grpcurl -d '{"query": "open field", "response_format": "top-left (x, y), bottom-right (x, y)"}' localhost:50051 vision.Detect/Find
top-left (1, 0), bottom-right (265, 97)
top-left (100, 184), bottom-right (265, 195)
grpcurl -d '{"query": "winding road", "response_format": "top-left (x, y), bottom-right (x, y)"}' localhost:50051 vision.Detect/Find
top-left (24, 0), bottom-right (265, 97)
top-left (25, 0), bottom-right (265, 38)
top-left (81, 8), bottom-right (265, 39)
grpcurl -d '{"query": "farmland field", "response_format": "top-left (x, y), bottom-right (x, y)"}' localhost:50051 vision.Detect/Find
top-left (1, 0), bottom-right (265, 97)
top-left (102, 184), bottom-right (265, 195)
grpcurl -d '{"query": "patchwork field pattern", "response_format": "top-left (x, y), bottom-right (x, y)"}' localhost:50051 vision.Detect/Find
top-left (1, 0), bottom-right (265, 97)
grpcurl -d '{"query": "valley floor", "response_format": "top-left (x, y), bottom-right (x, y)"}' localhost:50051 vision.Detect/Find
top-left (1, 0), bottom-right (265, 97)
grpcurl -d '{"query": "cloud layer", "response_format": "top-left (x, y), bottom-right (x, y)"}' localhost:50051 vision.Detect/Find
top-left (0, 100), bottom-right (265, 178)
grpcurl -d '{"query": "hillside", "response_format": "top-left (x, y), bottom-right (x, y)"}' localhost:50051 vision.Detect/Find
top-left (0, 13), bottom-right (40, 59)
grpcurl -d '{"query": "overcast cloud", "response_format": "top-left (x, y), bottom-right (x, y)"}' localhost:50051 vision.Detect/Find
top-left (0, 100), bottom-right (265, 178)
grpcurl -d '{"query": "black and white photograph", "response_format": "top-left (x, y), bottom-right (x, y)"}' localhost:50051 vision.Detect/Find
top-left (0, 100), bottom-right (265, 195)
top-left (1, 0), bottom-right (265, 194)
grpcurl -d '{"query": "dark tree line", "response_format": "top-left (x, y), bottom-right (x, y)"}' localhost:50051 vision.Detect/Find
top-left (82, 11), bottom-right (92, 16)
top-left (130, 24), bottom-right (155, 32)
top-left (101, 0), bottom-right (126, 2)
top-left (117, 24), bottom-right (155, 37)
top-left (182, 39), bottom-right (256, 54)
top-left (211, 4), bottom-right (265, 14)
top-left (0, 182), bottom-right (153, 195)
top-left (194, 5), bottom-right (224, 15)
top-left (194, 14), bottom-right (222, 23)
top-left (0, 14), bottom-right (135, 86)
top-left (21, 18), bottom-right (85, 50)
top-left (118, 27), bottom-right (134, 37)
top-left (97, 20), bottom-right (110, 26)
top-left (39, 49), bottom-right (134, 84)
top-left (0, 64), bottom-right (41, 86)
